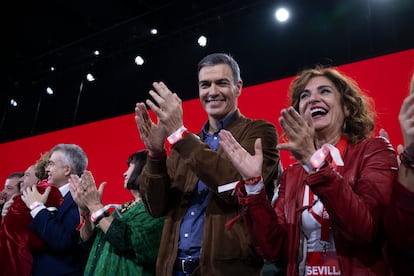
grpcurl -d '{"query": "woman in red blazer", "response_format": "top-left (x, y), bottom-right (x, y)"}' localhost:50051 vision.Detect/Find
top-left (219, 67), bottom-right (397, 276)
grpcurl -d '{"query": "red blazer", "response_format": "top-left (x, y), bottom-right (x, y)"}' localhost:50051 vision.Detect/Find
top-left (239, 137), bottom-right (397, 276)
top-left (0, 180), bottom-right (63, 276)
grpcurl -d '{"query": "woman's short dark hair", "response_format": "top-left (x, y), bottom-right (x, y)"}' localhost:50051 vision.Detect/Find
top-left (289, 67), bottom-right (375, 144)
top-left (126, 150), bottom-right (148, 190)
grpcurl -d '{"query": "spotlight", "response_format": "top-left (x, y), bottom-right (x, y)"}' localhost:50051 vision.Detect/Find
top-left (86, 73), bottom-right (95, 82)
top-left (150, 28), bottom-right (158, 35)
top-left (135, 55), bottom-right (144, 66)
top-left (46, 87), bottom-right (54, 95)
top-left (275, 7), bottom-right (290, 22)
top-left (93, 50), bottom-right (100, 56)
top-left (197, 35), bottom-right (207, 47)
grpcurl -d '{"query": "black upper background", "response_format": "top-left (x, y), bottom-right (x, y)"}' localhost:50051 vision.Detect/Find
top-left (1, 0), bottom-right (413, 143)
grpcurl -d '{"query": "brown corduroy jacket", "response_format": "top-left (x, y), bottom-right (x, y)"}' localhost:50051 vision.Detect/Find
top-left (140, 110), bottom-right (280, 276)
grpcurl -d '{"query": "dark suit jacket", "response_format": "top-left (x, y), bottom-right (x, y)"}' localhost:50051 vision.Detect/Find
top-left (30, 191), bottom-right (88, 276)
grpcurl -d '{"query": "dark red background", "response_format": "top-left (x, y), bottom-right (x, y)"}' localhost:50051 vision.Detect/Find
top-left (1, 49), bottom-right (413, 204)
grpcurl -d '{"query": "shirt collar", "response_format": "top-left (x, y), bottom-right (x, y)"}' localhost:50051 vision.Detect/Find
top-left (202, 110), bottom-right (237, 135)
top-left (59, 183), bottom-right (70, 197)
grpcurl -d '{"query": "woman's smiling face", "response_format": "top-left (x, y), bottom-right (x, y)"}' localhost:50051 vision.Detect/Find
top-left (298, 76), bottom-right (349, 136)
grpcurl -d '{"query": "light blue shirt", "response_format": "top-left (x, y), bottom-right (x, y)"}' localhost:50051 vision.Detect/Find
top-left (177, 111), bottom-right (236, 258)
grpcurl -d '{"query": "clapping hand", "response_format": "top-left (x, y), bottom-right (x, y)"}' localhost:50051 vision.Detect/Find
top-left (218, 129), bottom-right (262, 179)
top-left (134, 82), bottom-right (184, 154)
top-left (277, 107), bottom-right (316, 164)
top-left (135, 102), bottom-right (167, 154)
top-left (69, 171), bottom-right (106, 214)
top-left (146, 82), bottom-right (184, 135)
top-left (399, 93), bottom-right (414, 153)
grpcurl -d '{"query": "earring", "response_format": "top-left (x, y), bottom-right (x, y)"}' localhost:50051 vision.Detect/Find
top-left (342, 119), bottom-right (347, 132)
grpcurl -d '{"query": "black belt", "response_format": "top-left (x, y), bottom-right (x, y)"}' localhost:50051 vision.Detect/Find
top-left (173, 258), bottom-right (200, 274)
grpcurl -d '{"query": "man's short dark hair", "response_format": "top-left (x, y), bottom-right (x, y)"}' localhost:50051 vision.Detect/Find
top-left (197, 53), bottom-right (241, 84)
top-left (6, 172), bottom-right (24, 191)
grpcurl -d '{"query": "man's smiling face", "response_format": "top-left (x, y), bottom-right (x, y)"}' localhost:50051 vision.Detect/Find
top-left (198, 63), bottom-right (242, 121)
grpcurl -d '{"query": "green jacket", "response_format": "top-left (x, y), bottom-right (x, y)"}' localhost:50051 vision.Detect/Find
top-left (84, 201), bottom-right (164, 276)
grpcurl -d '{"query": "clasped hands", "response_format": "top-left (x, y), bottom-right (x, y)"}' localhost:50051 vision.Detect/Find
top-left (134, 81), bottom-right (184, 153)
top-left (68, 171), bottom-right (106, 215)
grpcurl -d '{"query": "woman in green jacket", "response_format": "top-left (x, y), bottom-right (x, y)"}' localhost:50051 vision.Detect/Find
top-left (69, 150), bottom-right (165, 276)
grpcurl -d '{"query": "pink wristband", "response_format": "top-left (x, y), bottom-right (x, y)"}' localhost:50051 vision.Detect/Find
top-left (166, 126), bottom-right (189, 146)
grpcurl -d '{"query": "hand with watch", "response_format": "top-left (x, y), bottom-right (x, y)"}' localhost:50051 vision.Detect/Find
top-left (90, 205), bottom-right (121, 225)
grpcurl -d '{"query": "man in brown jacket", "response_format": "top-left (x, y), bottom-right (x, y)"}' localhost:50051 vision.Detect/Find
top-left (134, 53), bottom-right (279, 275)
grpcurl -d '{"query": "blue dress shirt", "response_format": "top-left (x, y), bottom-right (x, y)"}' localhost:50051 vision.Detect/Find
top-left (177, 111), bottom-right (236, 259)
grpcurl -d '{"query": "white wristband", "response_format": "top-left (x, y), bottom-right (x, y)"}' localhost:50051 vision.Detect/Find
top-left (29, 201), bottom-right (44, 211)
top-left (302, 143), bottom-right (344, 174)
top-left (90, 204), bottom-right (122, 223)
top-left (245, 179), bottom-right (265, 195)
top-left (166, 126), bottom-right (188, 145)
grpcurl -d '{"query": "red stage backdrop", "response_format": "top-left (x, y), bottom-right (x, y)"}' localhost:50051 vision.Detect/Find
top-left (1, 49), bottom-right (413, 204)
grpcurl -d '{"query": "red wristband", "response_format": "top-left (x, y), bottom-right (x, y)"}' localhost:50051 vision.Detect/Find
top-left (165, 126), bottom-right (190, 155)
top-left (76, 214), bottom-right (88, 231)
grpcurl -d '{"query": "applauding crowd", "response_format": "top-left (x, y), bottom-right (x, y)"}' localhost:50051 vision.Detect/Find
top-left (0, 54), bottom-right (412, 276)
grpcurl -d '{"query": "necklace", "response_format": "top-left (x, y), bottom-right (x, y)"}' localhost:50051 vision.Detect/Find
top-left (120, 199), bottom-right (139, 213)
